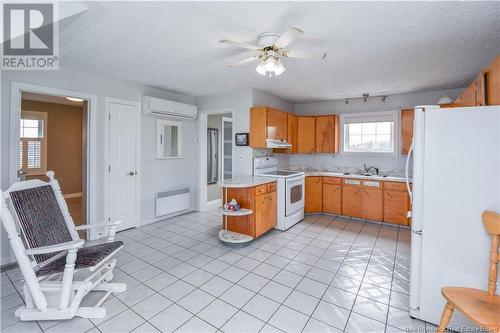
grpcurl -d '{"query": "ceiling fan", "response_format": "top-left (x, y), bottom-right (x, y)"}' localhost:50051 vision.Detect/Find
top-left (219, 27), bottom-right (327, 77)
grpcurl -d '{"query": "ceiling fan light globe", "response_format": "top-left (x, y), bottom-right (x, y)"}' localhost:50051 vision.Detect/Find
top-left (256, 63), bottom-right (266, 76)
top-left (274, 62), bottom-right (286, 76)
top-left (264, 59), bottom-right (276, 72)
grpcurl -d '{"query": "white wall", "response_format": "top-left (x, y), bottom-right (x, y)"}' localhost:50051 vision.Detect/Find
top-left (1, 67), bottom-right (197, 262)
top-left (196, 89), bottom-right (294, 178)
top-left (284, 88), bottom-right (464, 172)
top-left (252, 89), bottom-right (294, 113)
top-left (196, 89), bottom-right (253, 177)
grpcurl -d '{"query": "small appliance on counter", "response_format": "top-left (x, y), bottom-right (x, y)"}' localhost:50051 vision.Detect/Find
top-left (253, 157), bottom-right (305, 230)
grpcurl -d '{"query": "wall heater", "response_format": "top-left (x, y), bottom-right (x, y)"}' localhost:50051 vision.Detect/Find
top-left (155, 187), bottom-right (190, 217)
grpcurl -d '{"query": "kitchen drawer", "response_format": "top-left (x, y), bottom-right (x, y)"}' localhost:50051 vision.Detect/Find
top-left (323, 177), bottom-right (341, 185)
top-left (362, 180), bottom-right (381, 188)
top-left (343, 178), bottom-right (361, 186)
top-left (384, 181), bottom-right (407, 191)
top-left (267, 182), bottom-right (277, 193)
top-left (255, 184), bottom-right (267, 195)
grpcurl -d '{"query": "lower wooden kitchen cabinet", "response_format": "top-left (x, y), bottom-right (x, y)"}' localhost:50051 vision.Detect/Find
top-left (341, 180), bottom-right (363, 218)
top-left (362, 183), bottom-right (383, 221)
top-left (255, 190), bottom-right (277, 237)
top-left (322, 177), bottom-right (342, 214)
top-left (383, 181), bottom-right (410, 225)
top-left (223, 181), bottom-right (278, 238)
top-left (306, 176), bottom-right (410, 225)
top-left (305, 176), bottom-right (322, 212)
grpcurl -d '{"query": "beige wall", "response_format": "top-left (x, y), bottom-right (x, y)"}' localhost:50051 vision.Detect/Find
top-left (21, 100), bottom-right (84, 195)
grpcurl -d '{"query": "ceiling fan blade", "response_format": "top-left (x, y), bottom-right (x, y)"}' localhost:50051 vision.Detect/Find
top-left (284, 50), bottom-right (327, 60)
top-left (274, 27), bottom-right (303, 48)
top-left (219, 39), bottom-right (259, 50)
top-left (228, 56), bottom-right (260, 68)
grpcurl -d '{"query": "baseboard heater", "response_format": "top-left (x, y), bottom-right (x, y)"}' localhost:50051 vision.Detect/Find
top-left (155, 187), bottom-right (190, 217)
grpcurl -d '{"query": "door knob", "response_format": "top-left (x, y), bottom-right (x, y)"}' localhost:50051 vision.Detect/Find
top-left (127, 171), bottom-right (135, 176)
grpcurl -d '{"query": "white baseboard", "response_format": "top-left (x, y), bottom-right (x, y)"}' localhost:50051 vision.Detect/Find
top-left (207, 199), bottom-right (221, 208)
top-left (140, 209), bottom-right (193, 227)
top-left (63, 192), bottom-right (83, 199)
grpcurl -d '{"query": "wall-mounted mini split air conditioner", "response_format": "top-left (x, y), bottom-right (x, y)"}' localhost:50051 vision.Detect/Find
top-left (142, 96), bottom-right (197, 120)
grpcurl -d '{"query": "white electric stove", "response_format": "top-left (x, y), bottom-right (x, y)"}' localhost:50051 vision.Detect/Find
top-left (253, 157), bottom-right (305, 230)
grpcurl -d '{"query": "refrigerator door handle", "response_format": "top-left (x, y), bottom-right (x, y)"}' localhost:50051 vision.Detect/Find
top-left (405, 141), bottom-right (414, 202)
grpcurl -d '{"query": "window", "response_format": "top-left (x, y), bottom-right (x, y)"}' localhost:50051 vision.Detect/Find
top-left (19, 111), bottom-right (47, 174)
top-left (342, 111), bottom-right (397, 154)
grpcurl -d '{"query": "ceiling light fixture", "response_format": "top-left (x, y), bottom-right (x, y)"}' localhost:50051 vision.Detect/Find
top-left (256, 56), bottom-right (286, 77)
top-left (437, 93), bottom-right (453, 105)
top-left (362, 94), bottom-right (369, 103)
top-left (66, 97), bottom-right (84, 102)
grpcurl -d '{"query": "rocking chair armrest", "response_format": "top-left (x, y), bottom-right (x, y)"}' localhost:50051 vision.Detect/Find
top-left (74, 220), bottom-right (122, 231)
top-left (24, 240), bottom-right (84, 255)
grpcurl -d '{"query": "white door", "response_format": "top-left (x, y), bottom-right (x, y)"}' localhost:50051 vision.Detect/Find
top-left (107, 99), bottom-right (139, 232)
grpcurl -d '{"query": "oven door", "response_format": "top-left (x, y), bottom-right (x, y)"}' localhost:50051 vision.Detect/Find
top-left (285, 175), bottom-right (305, 216)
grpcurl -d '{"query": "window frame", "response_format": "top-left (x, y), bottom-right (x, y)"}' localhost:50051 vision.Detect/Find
top-left (340, 111), bottom-right (399, 156)
top-left (20, 110), bottom-right (48, 175)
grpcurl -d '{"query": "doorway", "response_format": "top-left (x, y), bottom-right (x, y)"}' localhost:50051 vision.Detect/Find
top-left (206, 113), bottom-right (233, 206)
top-left (19, 92), bottom-right (88, 236)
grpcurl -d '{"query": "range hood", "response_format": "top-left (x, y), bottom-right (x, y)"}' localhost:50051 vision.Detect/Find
top-left (266, 139), bottom-right (292, 149)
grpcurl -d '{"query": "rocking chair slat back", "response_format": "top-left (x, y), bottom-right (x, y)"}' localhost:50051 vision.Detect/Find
top-left (10, 185), bottom-right (73, 263)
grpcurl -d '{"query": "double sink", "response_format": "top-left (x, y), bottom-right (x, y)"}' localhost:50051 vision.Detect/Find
top-left (343, 172), bottom-right (388, 178)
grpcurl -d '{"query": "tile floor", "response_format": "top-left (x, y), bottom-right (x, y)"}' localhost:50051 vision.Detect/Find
top-left (1, 210), bottom-right (438, 333)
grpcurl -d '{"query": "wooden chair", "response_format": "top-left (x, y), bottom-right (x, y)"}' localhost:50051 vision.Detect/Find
top-left (0, 171), bottom-right (126, 321)
top-left (437, 211), bottom-right (500, 332)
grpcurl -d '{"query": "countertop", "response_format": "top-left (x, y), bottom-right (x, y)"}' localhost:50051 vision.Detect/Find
top-left (287, 170), bottom-right (410, 183)
top-left (220, 176), bottom-right (277, 188)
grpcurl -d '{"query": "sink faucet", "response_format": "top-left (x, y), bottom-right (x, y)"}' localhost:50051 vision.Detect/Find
top-left (363, 164), bottom-right (379, 175)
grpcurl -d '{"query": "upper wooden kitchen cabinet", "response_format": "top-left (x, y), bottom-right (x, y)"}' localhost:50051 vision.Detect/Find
top-left (305, 176), bottom-right (322, 212)
top-left (250, 106), bottom-right (288, 148)
top-left (322, 177), bottom-right (341, 214)
top-left (485, 55), bottom-right (500, 105)
top-left (400, 109), bottom-right (414, 155)
top-left (267, 108), bottom-right (288, 140)
top-left (315, 115), bottom-right (339, 153)
top-left (273, 113), bottom-right (298, 154)
top-left (297, 116), bottom-right (316, 154)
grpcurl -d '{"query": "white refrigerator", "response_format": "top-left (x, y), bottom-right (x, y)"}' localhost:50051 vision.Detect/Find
top-left (407, 105), bottom-right (500, 328)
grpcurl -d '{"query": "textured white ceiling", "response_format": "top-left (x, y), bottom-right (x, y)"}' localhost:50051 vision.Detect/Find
top-left (59, 2), bottom-right (500, 103)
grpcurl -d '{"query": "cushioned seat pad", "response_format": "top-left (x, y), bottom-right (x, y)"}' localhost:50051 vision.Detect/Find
top-left (36, 241), bottom-right (123, 276)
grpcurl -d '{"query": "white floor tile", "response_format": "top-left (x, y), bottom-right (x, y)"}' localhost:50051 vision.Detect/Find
top-left (197, 299), bottom-right (238, 328)
top-left (269, 305), bottom-right (310, 333)
top-left (221, 310), bottom-right (265, 333)
top-left (242, 294), bottom-right (280, 322)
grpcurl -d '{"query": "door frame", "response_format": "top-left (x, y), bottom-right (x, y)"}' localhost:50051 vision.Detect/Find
top-left (198, 108), bottom-right (234, 211)
top-left (103, 97), bottom-right (141, 235)
top-left (220, 116), bottom-right (233, 182)
top-left (8, 81), bottom-right (98, 247)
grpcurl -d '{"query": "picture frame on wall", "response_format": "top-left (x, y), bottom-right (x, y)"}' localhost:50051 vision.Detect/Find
top-left (235, 133), bottom-right (249, 146)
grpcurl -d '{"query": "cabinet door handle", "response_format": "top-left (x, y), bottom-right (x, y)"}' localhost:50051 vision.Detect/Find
top-left (386, 192), bottom-right (393, 198)
top-left (335, 187), bottom-right (340, 192)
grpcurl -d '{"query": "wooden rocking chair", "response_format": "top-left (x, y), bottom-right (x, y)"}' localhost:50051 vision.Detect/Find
top-left (0, 171), bottom-right (126, 321)
top-left (437, 211), bottom-right (500, 332)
